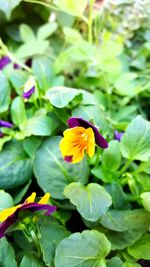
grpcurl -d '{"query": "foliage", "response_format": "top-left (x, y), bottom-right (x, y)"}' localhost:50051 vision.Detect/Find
top-left (0, 0), bottom-right (150, 267)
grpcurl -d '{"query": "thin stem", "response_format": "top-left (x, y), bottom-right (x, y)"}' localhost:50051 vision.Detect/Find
top-left (88, 0), bottom-right (94, 43)
top-left (118, 159), bottom-right (133, 178)
top-left (0, 38), bottom-right (32, 73)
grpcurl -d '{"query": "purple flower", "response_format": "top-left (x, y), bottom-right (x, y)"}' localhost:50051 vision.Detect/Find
top-left (114, 130), bottom-right (124, 142)
top-left (23, 86), bottom-right (35, 100)
top-left (0, 120), bottom-right (13, 128)
top-left (0, 56), bottom-right (11, 70)
top-left (67, 117), bottom-right (108, 149)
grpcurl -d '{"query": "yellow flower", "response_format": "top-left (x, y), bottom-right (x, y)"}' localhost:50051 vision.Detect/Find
top-left (60, 126), bottom-right (95, 163)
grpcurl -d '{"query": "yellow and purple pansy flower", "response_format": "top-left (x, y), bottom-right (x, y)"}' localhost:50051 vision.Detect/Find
top-left (60, 117), bottom-right (108, 164)
top-left (0, 192), bottom-right (56, 238)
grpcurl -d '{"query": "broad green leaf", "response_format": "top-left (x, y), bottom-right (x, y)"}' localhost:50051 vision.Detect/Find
top-left (107, 257), bottom-right (123, 267)
top-left (106, 230), bottom-right (142, 251)
top-left (0, 0), bottom-right (21, 18)
top-left (20, 253), bottom-right (45, 267)
top-left (55, 230), bottom-right (111, 267)
top-left (23, 136), bottom-right (41, 157)
top-left (64, 182), bottom-right (112, 221)
top-left (46, 86), bottom-right (81, 108)
top-left (9, 70), bottom-right (28, 94)
top-left (0, 238), bottom-right (17, 267)
top-left (39, 221), bottom-right (70, 266)
top-left (102, 141), bottom-right (121, 171)
top-left (22, 114), bottom-right (57, 137)
top-left (20, 24), bottom-right (36, 42)
top-left (16, 40), bottom-right (49, 58)
top-left (37, 22), bottom-right (58, 40)
top-left (100, 210), bottom-right (128, 232)
top-left (34, 136), bottom-right (89, 199)
top-left (141, 192), bottom-right (150, 212)
top-left (54, 0), bottom-right (88, 16)
top-left (99, 41), bottom-right (123, 60)
top-left (0, 190), bottom-right (14, 210)
top-left (32, 56), bottom-right (53, 91)
top-left (128, 234), bottom-right (150, 260)
top-left (115, 73), bottom-right (139, 97)
top-left (63, 27), bottom-right (82, 44)
top-left (12, 180), bottom-right (31, 204)
top-left (123, 263), bottom-right (141, 267)
top-left (110, 182), bottom-right (129, 210)
top-left (0, 72), bottom-right (11, 113)
top-left (11, 96), bottom-right (26, 126)
top-left (0, 140), bottom-right (32, 189)
top-left (121, 115), bottom-right (150, 161)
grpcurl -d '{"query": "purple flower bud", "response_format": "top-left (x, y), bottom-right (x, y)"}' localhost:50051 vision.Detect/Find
top-left (0, 56), bottom-right (11, 70)
top-left (23, 86), bottom-right (35, 100)
top-left (0, 120), bottom-right (13, 128)
top-left (67, 117), bottom-right (108, 149)
top-left (13, 63), bottom-right (20, 69)
top-left (114, 130), bottom-right (124, 142)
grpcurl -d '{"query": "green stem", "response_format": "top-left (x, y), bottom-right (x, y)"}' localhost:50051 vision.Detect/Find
top-left (118, 159), bottom-right (133, 178)
top-left (0, 38), bottom-right (32, 73)
top-left (88, 0), bottom-right (94, 43)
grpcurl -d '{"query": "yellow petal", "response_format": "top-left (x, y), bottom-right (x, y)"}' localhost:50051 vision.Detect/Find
top-left (86, 128), bottom-right (95, 157)
top-left (38, 193), bottom-right (50, 204)
top-left (25, 192), bottom-right (36, 204)
top-left (0, 205), bottom-right (21, 222)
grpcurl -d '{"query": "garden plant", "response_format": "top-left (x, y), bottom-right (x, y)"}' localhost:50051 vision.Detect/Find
top-left (0, 0), bottom-right (150, 266)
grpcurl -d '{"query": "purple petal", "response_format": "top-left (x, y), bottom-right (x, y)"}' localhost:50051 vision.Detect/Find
top-left (0, 56), bottom-right (11, 70)
top-left (23, 86), bottom-right (35, 100)
top-left (64, 155), bottom-right (73, 163)
top-left (0, 203), bottom-right (56, 238)
top-left (67, 117), bottom-right (108, 149)
top-left (13, 63), bottom-right (20, 69)
top-left (0, 120), bottom-right (13, 128)
top-left (114, 130), bottom-right (124, 142)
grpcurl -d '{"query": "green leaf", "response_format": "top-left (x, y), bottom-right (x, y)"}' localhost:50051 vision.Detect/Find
top-left (11, 96), bottom-right (26, 126)
top-left (115, 73), bottom-right (139, 97)
top-left (110, 182), bottom-right (129, 210)
top-left (39, 221), bottom-right (70, 267)
top-left (0, 72), bottom-right (11, 113)
top-left (0, 238), bottom-right (17, 267)
top-left (0, 0), bottom-right (21, 18)
top-left (128, 234), bottom-right (150, 260)
top-left (54, 0), bottom-right (88, 16)
top-left (34, 136), bottom-right (89, 199)
top-left (64, 182), bottom-right (112, 221)
top-left (55, 230), bottom-right (111, 267)
top-left (122, 263), bottom-right (141, 267)
top-left (12, 180), bottom-right (31, 204)
top-left (46, 86), bottom-right (81, 108)
top-left (20, 24), bottom-right (36, 42)
top-left (102, 141), bottom-right (121, 171)
top-left (37, 22), bottom-right (58, 40)
top-left (100, 210), bottom-right (128, 232)
top-left (0, 190), bottom-right (14, 210)
top-left (22, 114), bottom-right (57, 137)
top-left (141, 192), bottom-right (150, 212)
top-left (107, 257), bottom-right (123, 267)
top-left (23, 136), bottom-right (41, 158)
top-left (32, 56), bottom-right (53, 91)
top-left (20, 253), bottom-right (45, 267)
top-left (63, 27), bottom-right (82, 44)
top-left (121, 115), bottom-right (150, 161)
top-left (9, 70), bottom-right (28, 94)
top-left (16, 40), bottom-right (49, 58)
top-left (0, 140), bottom-right (32, 190)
